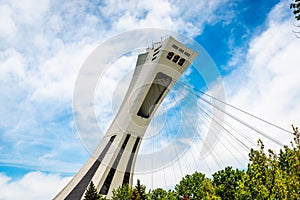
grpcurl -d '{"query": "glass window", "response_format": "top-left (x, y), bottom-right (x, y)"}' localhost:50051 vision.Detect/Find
top-left (184, 52), bottom-right (190, 57)
top-left (172, 44), bottom-right (178, 49)
top-left (178, 58), bottom-right (185, 66)
top-left (137, 73), bottom-right (172, 118)
top-left (172, 55), bottom-right (180, 63)
top-left (166, 52), bottom-right (174, 60)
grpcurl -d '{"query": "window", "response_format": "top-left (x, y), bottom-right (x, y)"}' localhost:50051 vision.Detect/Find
top-left (154, 45), bottom-right (162, 52)
top-left (153, 50), bottom-right (159, 57)
top-left (172, 55), bottom-right (180, 63)
top-left (172, 44), bottom-right (178, 49)
top-left (152, 56), bottom-right (157, 61)
top-left (184, 52), bottom-right (190, 57)
top-left (179, 48), bottom-right (184, 53)
top-left (166, 52), bottom-right (174, 60)
top-left (178, 58), bottom-right (185, 66)
top-left (137, 72), bottom-right (172, 118)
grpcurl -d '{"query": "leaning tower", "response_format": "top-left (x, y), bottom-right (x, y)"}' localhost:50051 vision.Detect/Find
top-left (54, 36), bottom-right (197, 199)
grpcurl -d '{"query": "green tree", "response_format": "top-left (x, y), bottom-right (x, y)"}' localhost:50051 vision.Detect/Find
top-left (111, 180), bottom-right (147, 200)
top-left (236, 139), bottom-right (286, 199)
top-left (278, 125), bottom-right (300, 199)
top-left (212, 166), bottom-right (244, 200)
top-left (165, 190), bottom-right (177, 200)
top-left (175, 171), bottom-right (219, 200)
top-left (133, 179), bottom-right (147, 200)
top-left (148, 188), bottom-right (177, 200)
top-left (148, 188), bottom-right (168, 200)
top-left (244, 140), bottom-right (270, 199)
top-left (234, 127), bottom-right (300, 200)
top-left (84, 181), bottom-right (103, 200)
top-left (290, 0), bottom-right (300, 20)
top-left (111, 183), bottom-right (134, 200)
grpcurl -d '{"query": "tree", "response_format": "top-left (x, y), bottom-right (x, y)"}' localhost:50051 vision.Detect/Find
top-left (175, 171), bottom-right (219, 200)
top-left (133, 179), bottom-right (147, 200)
top-left (290, 0), bottom-right (300, 20)
top-left (148, 188), bottom-right (168, 200)
top-left (165, 190), bottom-right (178, 200)
top-left (278, 125), bottom-right (300, 199)
top-left (111, 180), bottom-right (147, 200)
top-left (234, 127), bottom-right (300, 199)
top-left (111, 183), bottom-right (134, 200)
top-left (235, 139), bottom-right (286, 199)
top-left (84, 181), bottom-right (104, 200)
top-left (212, 166), bottom-right (244, 200)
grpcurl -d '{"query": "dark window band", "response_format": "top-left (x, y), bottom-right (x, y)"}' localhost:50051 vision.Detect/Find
top-left (65, 135), bottom-right (116, 200)
top-left (99, 134), bottom-right (131, 195)
top-left (123, 136), bottom-right (141, 185)
top-left (153, 50), bottom-right (159, 57)
top-left (137, 72), bottom-right (172, 118)
top-left (154, 45), bottom-right (162, 52)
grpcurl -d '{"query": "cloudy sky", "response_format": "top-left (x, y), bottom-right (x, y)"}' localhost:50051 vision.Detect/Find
top-left (1, 0), bottom-right (300, 199)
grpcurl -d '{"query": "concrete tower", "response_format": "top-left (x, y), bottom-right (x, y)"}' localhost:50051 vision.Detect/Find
top-left (54, 36), bottom-right (197, 199)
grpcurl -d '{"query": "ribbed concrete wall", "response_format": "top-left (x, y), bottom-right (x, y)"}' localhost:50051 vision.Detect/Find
top-left (53, 36), bottom-right (197, 199)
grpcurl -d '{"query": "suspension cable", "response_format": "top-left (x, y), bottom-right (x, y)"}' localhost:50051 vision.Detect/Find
top-left (195, 93), bottom-right (285, 146)
top-left (175, 81), bottom-right (293, 135)
top-left (174, 88), bottom-right (248, 168)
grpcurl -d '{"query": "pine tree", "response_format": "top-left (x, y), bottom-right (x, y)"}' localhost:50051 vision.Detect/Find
top-left (133, 179), bottom-right (147, 200)
top-left (84, 181), bottom-right (101, 200)
top-left (111, 183), bottom-right (134, 200)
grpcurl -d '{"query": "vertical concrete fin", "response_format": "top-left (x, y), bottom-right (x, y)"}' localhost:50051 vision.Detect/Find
top-left (122, 136), bottom-right (141, 185)
top-left (99, 134), bottom-right (131, 195)
top-left (61, 135), bottom-right (116, 200)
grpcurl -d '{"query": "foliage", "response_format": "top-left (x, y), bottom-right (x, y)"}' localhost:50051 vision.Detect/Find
top-left (133, 179), bottom-right (147, 200)
top-left (175, 171), bottom-right (220, 200)
top-left (111, 180), bottom-right (147, 200)
top-left (111, 183), bottom-right (135, 200)
top-left (291, 0), bottom-right (300, 20)
top-left (278, 125), bottom-right (300, 199)
top-left (84, 181), bottom-right (106, 200)
top-left (148, 188), bottom-right (168, 200)
top-left (234, 126), bottom-right (300, 199)
top-left (212, 166), bottom-right (244, 200)
top-left (165, 190), bottom-right (177, 200)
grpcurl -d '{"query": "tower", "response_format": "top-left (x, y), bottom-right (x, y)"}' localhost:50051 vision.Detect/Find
top-left (54, 36), bottom-right (197, 199)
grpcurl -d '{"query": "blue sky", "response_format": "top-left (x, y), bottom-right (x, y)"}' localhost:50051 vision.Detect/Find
top-left (0, 0), bottom-right (300, 199)
top-left (198, 0), bottom-right (279, 71)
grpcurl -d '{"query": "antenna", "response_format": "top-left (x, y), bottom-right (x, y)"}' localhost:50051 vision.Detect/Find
top-left (161, 34), bottom-right (170, 41)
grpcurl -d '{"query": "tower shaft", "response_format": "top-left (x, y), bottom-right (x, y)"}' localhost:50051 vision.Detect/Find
top-left (54, 36), bottom-right (197, 199)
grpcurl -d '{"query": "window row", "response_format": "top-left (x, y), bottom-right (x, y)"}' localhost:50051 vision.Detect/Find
top-left (166, 52), bottom-right (185, 66)
top-left (152, 46), bottom-right (162, 62)
top-left (172, 44), bottom-right (191, 57)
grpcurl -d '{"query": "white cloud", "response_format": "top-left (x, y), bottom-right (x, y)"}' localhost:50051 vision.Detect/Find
top-left (10, 0), bottom-right (50, 24)
top-left (0, 4), bottom-right (17, 41)
top-left (99, 0), bottom-right (228, 37)
top-left (224, 0), bottom-right (300, 131)
top-left (0, 172), bottom-right (71, 200)
top-left (3, 0), bottom-right (296, 195)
